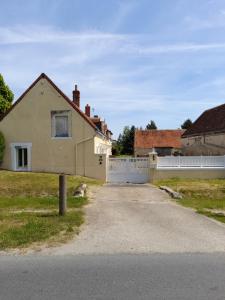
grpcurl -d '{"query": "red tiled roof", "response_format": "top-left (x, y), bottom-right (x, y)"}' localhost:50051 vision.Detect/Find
top-left (0, 73), bottom-right (97, 130)
top-left (134, 129), bottom-right (184, 149)
top-left (182, 103), bottom-right (225, 137)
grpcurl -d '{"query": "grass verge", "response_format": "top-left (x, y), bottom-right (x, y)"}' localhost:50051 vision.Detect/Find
top-left (155, 178), bottom-right (225, 223)
top-left (0, 171), bottom-right (101, 250)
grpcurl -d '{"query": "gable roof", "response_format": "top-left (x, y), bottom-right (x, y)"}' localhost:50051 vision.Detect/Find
top-left (0, 73), bottom-right (97, 130)
top-left (135, 129), bottom-right (184, 149)
top-left (182, 103), bottom-right (225, 137)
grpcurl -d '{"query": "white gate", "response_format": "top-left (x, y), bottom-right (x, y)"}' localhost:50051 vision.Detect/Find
top-left (107, 157), bottom-right (149, 183)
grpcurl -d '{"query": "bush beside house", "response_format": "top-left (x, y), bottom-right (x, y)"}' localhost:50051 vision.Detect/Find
top-left (0, 131), bottom-right (5, 165)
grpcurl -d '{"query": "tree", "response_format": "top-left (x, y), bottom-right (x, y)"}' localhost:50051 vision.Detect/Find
top-left (181, 119), bottom-right (192, 130)
top-left (146, 120), bottom-right (157, 130)
top-left (0, 131), bottom-right (5, 165)
top-left (117, 125), bottom-right (136, 155)
top-left (0, 74), bottom-right (14, 115)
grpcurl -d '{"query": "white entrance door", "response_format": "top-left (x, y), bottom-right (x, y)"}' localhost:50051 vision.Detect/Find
top-left (107, 157), bottom-right (149, 183)
top-left (11, 143), bottom-right (32, 171)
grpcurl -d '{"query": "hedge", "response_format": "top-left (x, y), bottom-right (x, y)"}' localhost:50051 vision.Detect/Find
top-left (0, 131), bottom-right (5, 165)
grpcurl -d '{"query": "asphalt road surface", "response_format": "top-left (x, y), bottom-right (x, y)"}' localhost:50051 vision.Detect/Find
top-left (1, 254), bottom-right (225, 300)
top-left (2, 184), bottom-right (225, 299)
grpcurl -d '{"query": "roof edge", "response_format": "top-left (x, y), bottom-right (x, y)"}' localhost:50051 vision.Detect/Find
top-left (0, 73), bottom-right (97, 131)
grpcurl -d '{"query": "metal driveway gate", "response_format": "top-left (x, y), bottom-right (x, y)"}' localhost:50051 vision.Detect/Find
top-left (107, 157), bottom-right (149, 183)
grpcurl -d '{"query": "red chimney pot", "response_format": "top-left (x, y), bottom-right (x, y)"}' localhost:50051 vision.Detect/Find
top-left (85, 104), bottom-right (91, 117)
top-left (73, 84), bottom-right (80, 107)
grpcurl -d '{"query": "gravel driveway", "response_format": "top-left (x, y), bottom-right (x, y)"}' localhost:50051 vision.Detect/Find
top-left (43, 184), bottom-right (225, 254)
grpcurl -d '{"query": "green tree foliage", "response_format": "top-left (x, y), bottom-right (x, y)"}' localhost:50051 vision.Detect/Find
top-left (117, 125), bottom-right (135, 155)
top-left (0, 131), bottom-right (5, 164)
top-left (181, 118), bottom-right (193, 130)
top-left (0, 74), bottom-right (14, 115)
top-left (146, 120), bottom-right (157, 130)
top-left (112, 140), bottom-right (121, 156)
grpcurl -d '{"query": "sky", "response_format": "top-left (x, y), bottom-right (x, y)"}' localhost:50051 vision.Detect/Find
top-left (1, 0), bottom-right (225, 137)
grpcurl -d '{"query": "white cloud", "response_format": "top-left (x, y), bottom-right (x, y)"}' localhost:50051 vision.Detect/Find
top-left (2, 25), bottom-right (225, 56)
top-left (0, 25), bottom-right (127, 45)
top-left (120, 42), bottom-right (225, 54)
top-left (1, 24), bottom-right (225, 137)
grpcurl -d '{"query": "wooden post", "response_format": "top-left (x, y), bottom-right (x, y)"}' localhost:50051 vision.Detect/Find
top-left (59, 174), bottom-right (67, 216)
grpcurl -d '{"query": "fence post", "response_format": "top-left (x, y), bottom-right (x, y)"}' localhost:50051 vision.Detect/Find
top-left (149, 149), bottom-right (158, 183)
top-left (59, 174), bottom-right (67, 216)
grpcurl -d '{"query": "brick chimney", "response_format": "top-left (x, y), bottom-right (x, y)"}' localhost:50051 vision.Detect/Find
top-left (85, 104), bottom-right (91, 117)
top-left (72, 84), bottom-right (80, 107)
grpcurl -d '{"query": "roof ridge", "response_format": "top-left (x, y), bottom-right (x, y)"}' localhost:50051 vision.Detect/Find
top-left (136, 129), bottom-right (184, 132)
top-left (201, 102), bottom-right (225, 117)
top-left (182, 102), bottom-right (225, 137)
top-left (0, 73), bottom-right (97, 130)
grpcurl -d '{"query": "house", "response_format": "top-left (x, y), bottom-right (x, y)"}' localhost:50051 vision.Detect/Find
top-left (0, 73), bottom-right (112, 180)
top-left (182, 103), bottom-right (225, 155)
top-left (134, 129), bottom-right (184, 156)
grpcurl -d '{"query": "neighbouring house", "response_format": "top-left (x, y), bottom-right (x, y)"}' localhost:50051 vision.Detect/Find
top-left (182, 103), bottom-right (225, 156)
top-left (0, 73), bottom-right (112, 180)
top-left (134, 129), bottom-right (184, 156)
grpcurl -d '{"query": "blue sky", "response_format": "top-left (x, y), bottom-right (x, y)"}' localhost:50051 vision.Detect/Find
top-left (1, 0), bottom-right (225, 137)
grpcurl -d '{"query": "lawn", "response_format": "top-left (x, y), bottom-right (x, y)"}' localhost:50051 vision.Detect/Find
top-left (0, 171), bottom-right (102, 250)
top-left (155, 178), bottom-right (225, 223)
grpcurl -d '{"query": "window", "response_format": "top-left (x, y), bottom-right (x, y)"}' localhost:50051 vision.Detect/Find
top-left (10, 143), bottom-right (32, 171)
top-left (51, 111), bottom-right (71, 138)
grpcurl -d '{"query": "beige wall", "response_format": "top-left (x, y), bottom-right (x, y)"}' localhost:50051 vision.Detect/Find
top-left (85, 153), bottom-right (107, 181)
top-left (150, 168), bottom-right (225, 183)
top-left (0, 78), bottom-right (109, 180)
top-left (134, 147), bottom-right (152, 156)
top-left (135, 147), bottom-right (181, 157)
top-left (182, 132), bottom-right (225, 155)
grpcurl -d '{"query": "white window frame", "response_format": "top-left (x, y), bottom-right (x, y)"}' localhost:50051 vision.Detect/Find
top-left (10, 143), bottom-right (32, 171)
top-left (51, 110), bottom-right (72, 139)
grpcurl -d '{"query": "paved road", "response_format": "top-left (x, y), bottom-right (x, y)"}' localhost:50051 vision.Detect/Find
top-left (42, 184), bottom-right (225, 255)
top-left (1, 254), bottom-right (225, 300)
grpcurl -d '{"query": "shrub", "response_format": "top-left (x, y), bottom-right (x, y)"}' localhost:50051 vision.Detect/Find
top-left (0, 131), bottom-right (5, 165)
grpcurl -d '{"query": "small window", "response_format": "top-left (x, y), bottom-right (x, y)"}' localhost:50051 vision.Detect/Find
top-left (51, 111), bottom-right (71, 138)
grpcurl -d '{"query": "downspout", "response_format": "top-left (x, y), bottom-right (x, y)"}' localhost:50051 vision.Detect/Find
top-left (75, 134), bottom-right (96, 176)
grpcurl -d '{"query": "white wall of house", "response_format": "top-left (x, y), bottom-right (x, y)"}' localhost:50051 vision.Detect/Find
top-left (94, 136), bottom-right (112, 156)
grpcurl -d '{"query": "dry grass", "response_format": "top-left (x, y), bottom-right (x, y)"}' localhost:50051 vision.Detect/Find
top-left (156, 178), bottom-right (225, 223)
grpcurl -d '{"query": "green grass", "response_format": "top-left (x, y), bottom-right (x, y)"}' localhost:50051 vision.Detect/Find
top-left (0, 171), bottom-right (102, 197)
top-left (0, 171), bottom-right (101, 250)
top-left (0, 196), bottom-right (88, 210)
top-left (0, 211), bottom-right (84, 249)
top-left (155, 178), bottom-right (225, 223)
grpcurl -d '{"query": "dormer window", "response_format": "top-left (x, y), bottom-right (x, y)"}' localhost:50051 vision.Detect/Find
top-left (51, 110), bottom-right (71, 138)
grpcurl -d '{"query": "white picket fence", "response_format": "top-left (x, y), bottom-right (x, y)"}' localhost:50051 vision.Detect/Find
top-left (157, 156), bottom-right (225, 168)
